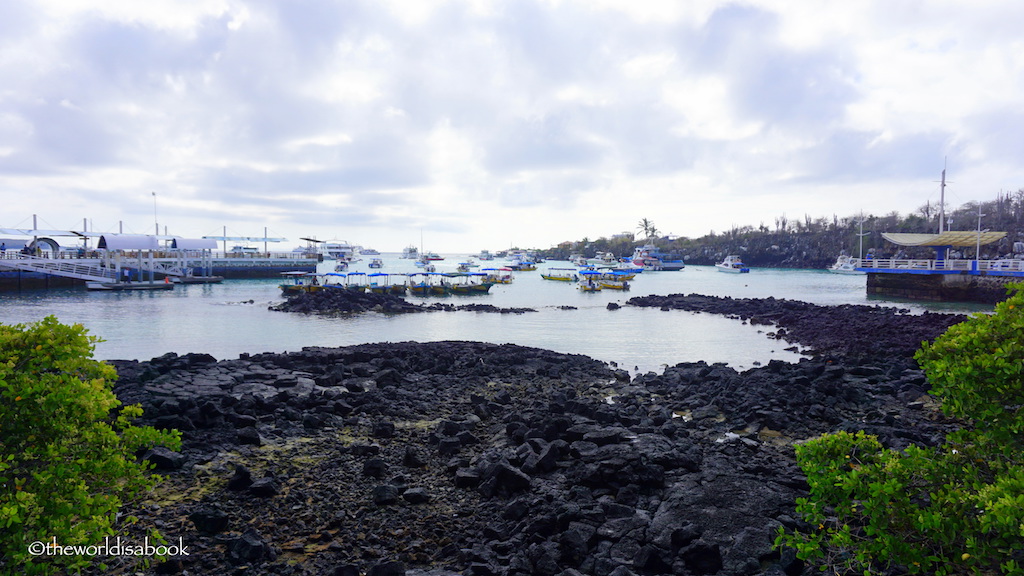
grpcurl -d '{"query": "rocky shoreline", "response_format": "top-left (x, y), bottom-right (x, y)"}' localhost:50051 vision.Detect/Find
top-left (96, 294), bottom-right (970, 576)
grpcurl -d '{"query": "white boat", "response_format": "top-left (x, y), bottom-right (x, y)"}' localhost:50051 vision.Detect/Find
top-left (827, 255), bottom-right (864, 275)
top-left (401, 245), bottom-right (419, 259)
top-left (631, 244), bottom-right (685, 271)
top-left (716, 255), bottom-right (750, 273)
top-left (368, 257), bottom-right (384, 269)
top-left (320, 241), bottom-right (356, 261)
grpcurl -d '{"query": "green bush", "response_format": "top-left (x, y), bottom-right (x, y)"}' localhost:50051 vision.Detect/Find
top-left (0, 316), bottom-right (181, 575)
top-left (777, 283), bottom-right (1024, 575)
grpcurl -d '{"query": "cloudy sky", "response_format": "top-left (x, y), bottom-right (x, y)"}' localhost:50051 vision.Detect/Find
top-left (2, 0), bottom-right (1023, 253)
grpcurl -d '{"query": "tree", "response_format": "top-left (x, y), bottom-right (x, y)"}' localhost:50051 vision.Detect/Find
top-left (637, 218), bottom-right (659, 242)
top-left (0, 317), bottom-right (181, 575)
top-left (777, 283), bottom-right (1024, 575)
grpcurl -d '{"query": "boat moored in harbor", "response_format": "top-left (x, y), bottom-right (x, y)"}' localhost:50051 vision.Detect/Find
top-left (716, 255), bottom-right (750, 273)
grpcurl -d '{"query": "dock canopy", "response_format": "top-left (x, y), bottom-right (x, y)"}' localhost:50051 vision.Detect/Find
top-left (97, 234), bottom-right (160, 250)
top-left (882, 231), bottom-right (1007, 247)
top-left (171, 238), bottom-right (218, 250)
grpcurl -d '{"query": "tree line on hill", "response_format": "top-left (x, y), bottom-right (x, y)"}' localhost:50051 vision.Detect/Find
top-left (540, 189), bottom-right (1024, 269)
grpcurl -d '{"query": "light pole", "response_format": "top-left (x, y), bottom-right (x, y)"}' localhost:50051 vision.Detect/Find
top-left (152, 191), bottom-right (158, 236)
top-left (976, 205), bottom-right (987, 272)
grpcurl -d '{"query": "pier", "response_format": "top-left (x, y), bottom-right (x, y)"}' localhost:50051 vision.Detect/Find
top-left (850, 229), bottom-right (1023, 303)
top-left (0, 245), bottom-right (317, 291)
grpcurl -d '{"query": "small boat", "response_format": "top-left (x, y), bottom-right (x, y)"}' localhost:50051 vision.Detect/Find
top-left (481, 267), bottom-right (513, 284)
top-left (477, 250), bottom-right (495, 261)
top-left (87, 280), bottom-right (174, 291)
top-left (827, 255), bottom-right (865, 275)
top-left (345, 271), bottom-right (369, 292)
top-left (176, 274), bottom-right (224, 284)
top-left (279, 271), bottom-right (324, 296)
top-left (360, 247), bottom-right (380, 255)
top-left (597, 270), bottom-right (632, 290)
top-left (447, 272), bottom-right (495, 294)
top-left (577, 270), bottom-right (603, 292)
top-left (587, 252), bottom-right (620, 267)
top-left (334, 261), bottom-right (349, 272)
top-left (368, 258), bottom-right (384, 269)
top-left (541, 268), bottom-right (579, 282)
top-left (508, 260), bottom-right (537, 271)
top-left (716, 255), bottom-right (750, 273)
top-left (366, 272), bottom-right (391, 294)
top-left (422, 252), bottom-right (444, 261)
top-left (406, 273), bottom-right (433, 296)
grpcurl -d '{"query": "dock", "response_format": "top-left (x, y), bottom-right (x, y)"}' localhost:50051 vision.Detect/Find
top-left (850, 256), bottom-right (1024, 304)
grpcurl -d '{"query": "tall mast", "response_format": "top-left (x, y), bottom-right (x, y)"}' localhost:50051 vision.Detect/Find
top-left (938, 168), bottom-right (946, 234)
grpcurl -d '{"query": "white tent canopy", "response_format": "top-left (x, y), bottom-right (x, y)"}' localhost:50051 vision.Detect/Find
top-left (881, 231), bottom-right (1007, 247)
top-left (97, 234), bottom-right (160, 251)
top-left (171, 238), bottom-right (218, 250)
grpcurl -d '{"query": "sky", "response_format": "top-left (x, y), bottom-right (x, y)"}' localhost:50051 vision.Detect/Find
top-left (2, 0), bottom-right (1024, 253)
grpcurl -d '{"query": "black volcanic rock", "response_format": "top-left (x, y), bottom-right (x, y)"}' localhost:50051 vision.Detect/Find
top-left (99, 299), bottom-right (969, 576)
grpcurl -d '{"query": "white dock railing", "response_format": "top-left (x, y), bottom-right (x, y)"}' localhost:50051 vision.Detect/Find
top-left (0, 254), bottom-right (118, 282)
top-left (852, 258), bottom-right (1024, 273)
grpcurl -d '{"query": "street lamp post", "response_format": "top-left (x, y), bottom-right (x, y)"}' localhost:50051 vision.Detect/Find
top-left (976, 206), bottom-right (987, 272)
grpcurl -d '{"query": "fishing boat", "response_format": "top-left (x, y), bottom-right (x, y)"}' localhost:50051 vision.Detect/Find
top-left (716, 255), bottom-right (750, 273)
top-left (406, 273), bottom-right (433, 296)
top-left (481, 267), bottom-right (514, 284)
top-left (577, 270), bottom-right (603, 292)
top-left (597, 270), bottom-right (632, 290)
top-left (447, 272), bottom-right (495, 294)
top-left (541, 268), bottom-right (579, 282)
top-left (345, 272), bottom-right (369, 292)
top-left (456, 260), bottom-right (479, 272)
top-left (366, 272), bottom-right (391, 294)
top-left (827, 255), bottom-right (864, 275)
top-left (279, 271), bottom-right (323, 296)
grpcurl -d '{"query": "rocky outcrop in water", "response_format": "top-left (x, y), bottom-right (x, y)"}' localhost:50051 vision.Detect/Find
top-left (270, 289), bottom-right (537, 315)
top-left (95, 296), bottom-right (969, 576)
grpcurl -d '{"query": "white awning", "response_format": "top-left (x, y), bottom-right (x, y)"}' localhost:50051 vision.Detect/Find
top-left (170, 238), bottom-right (218, 250)
top-left (882, 231), bottom-right (1007, 247)
top-left (97, 234), bottom-right (160, 250)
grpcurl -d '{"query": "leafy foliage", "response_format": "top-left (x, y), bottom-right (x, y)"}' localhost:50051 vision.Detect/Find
top-left (777, 283), bottom-right (1024, 575)
top-left (0, 316), bottom-right (181, 575)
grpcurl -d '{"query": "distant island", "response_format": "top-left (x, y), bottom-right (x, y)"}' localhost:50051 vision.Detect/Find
top-left (538, 192), bottom-right (1024, 268)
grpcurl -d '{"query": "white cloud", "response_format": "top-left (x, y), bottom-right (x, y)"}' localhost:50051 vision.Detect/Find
top-left (1, 0), bottom-right (1022, 252)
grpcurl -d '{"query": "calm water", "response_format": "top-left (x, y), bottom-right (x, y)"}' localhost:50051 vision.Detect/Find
top-left (0, 255), bottom-right (987, 375)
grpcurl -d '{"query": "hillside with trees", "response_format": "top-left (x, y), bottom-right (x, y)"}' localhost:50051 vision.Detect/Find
top-left (541, 190), bottom-right (1024, 269)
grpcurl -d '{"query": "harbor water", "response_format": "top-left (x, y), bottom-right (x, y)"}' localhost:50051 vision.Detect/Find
top-left (0, 255), bottom-right (987, 375)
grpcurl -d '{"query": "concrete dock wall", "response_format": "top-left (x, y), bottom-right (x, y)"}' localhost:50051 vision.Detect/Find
top-left (867, 272), bottom-right (1019, 304)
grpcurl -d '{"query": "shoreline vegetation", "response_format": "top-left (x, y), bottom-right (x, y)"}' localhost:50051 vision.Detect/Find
top-left (539, 195), bottom-right (1024, 268)
top-left (75, 292), bottom-right (972, 575)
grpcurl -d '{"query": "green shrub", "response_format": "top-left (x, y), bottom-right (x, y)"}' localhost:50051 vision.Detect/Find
top-left (0, 316), bottom-right (181, 575)
top-left (777, 283), bottom-right (1024, 575)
